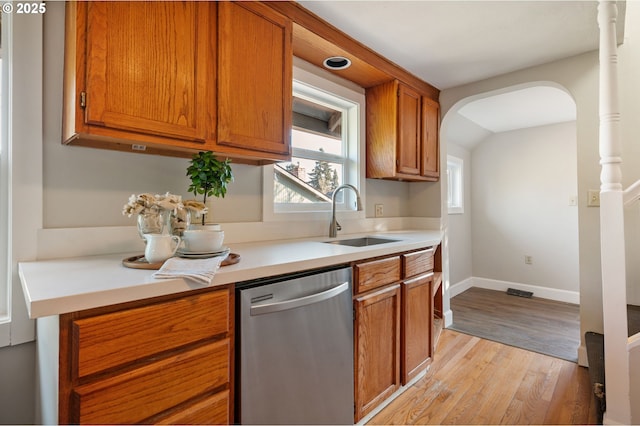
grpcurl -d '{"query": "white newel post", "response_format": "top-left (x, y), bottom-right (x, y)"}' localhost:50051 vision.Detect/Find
top-left (597, 1), bottom-right (631, 424)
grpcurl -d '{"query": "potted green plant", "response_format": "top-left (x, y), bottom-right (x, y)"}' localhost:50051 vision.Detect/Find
top-left (186, 151), bottom-right (233, 226)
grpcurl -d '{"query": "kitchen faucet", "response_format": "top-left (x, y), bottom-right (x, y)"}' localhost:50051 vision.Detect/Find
top-left (330, 184), bottom-right (363, 238)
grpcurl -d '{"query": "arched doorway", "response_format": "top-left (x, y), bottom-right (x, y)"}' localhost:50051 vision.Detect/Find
top-left (441, 82), bottom-right (580, 361)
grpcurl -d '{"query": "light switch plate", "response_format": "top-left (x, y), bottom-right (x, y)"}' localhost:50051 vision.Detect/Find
top-left (587, 190), bottom-right (600, 207)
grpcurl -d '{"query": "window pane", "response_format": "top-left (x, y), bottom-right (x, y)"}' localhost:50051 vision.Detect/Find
top-left (271, 78), bottom-right (361, 215)
top-left (447, 156), bottom-right (464, 214)
top-left (275, 159), bottom-right (344, 203)
top-left (276, 94), bottom-right (346, 206)
top-left (292, 128), bottom-right (342, 155)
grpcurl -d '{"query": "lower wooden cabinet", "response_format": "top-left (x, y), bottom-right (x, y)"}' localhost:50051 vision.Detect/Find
top-left (58, 286), bottom-right (234, 424)
top-left (353, 246), bottom-right (438, 422)
top-left (354, 284), bottom-right (401, 422)
top-left (401, 273), bottom-right (433, 384)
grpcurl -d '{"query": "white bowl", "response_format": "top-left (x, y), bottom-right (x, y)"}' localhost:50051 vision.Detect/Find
top-left (189, 223), bottom-right (221, 231)
top-left (182, 230), bottom-right (224, 252)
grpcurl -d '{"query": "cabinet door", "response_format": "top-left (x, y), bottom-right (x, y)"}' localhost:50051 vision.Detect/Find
top-left (421, 97), bottom-right (440, 179)
top-left (396, 83), bottom-right (422, 176)
top-left (401, 273), bottom-right (433, 385)
top-left (217, 2), bottom-right (292, 159)
top-left (84, 2), bottom-right (212, 142)
top-left (354, 284), bottom-right (401, 422)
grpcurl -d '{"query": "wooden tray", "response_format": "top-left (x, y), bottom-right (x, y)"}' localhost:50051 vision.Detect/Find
top-left (122, 255), bottom-right (164, 270)
top-left (222, 253), bottom-right (240, 266)
top-left (123, 253), bottom-right (240, 270)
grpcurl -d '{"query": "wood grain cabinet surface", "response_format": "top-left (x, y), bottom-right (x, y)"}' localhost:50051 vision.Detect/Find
top-left (353, 256), bottom-right (401, 294)
top-left (216, 2), bottom-right (292, 159)
top-left (353, 247), bottom-right (438, 422)
top-left (354, 283), bottom-right (401, 422)
top-left (401, 273), bottom-right (433, 385)
top-left (58, 286), bottom-right (234, 425)
top-left (366, 80), bottom-right (440, 181)
top-left (63, 1), bottom-right (291, 163)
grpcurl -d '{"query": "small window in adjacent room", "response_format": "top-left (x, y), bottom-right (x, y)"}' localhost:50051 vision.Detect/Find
top-left (447, 155), bottom-right (464, 214)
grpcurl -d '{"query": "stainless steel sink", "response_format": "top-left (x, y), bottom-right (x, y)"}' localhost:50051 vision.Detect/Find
top-left (324, 236), bottom-right (400, 247)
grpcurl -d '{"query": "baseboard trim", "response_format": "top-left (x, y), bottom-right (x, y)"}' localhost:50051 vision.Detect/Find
top-left (443, 309), bottom-right (453, 328)
top-left (577, 343), bottom-right (588, 367)
top-left (450, 277), bottom-right (579, 305)
top-left (449, 277), bottom-right (474, 298)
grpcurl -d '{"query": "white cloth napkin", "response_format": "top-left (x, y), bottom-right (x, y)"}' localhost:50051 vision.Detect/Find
top-left (152, 255), bottom-right (226, 285)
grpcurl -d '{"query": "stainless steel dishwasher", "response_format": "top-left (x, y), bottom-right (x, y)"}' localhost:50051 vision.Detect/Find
top-left (236, 265), bottom-right (354, 425)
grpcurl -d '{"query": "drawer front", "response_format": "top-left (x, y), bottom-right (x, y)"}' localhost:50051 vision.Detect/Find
top-left (155, 390), bottom-right (230, 425)
top-left (72, 339), bottom-right (230, 424)
top-left (354, 256), bottom-right (401, 294)
top-left (403, 248), bottom-right (435, 278)
top-left (72, 288), bottom-right (230, 378)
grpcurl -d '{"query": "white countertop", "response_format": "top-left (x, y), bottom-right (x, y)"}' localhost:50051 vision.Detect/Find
top-left (19, 230), bottom-right (441, 319)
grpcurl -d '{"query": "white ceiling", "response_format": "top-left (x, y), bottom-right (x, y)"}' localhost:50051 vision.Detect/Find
top-left (299, 1), bottom-right (624, 144)
top-left (457, 86), bottom-right (577, 133)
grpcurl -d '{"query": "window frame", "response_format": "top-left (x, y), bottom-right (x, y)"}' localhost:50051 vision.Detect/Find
top-left (447, 155), bottom-right (464, 215)
top-left (0, 9), bottom-right (41, 347)
top-left (263, 64), bottom-right (365, 222)
top-left (0, 12), bottom-right (8, 337)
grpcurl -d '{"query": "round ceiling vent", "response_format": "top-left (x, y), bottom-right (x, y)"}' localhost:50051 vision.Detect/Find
top-left (323, 56), bottom-right (351, 70)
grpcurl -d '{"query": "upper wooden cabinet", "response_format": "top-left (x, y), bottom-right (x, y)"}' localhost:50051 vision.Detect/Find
top-left (216, 2), bottom-right (292, 158)
top-left (366, 80), bottom-right (440, 181)
top-left (80, 2), bottom-right (212, 144)
top-left (421, 97), bottom-right (440, 179)
top-left (63, 1), bottom-right (291, 163)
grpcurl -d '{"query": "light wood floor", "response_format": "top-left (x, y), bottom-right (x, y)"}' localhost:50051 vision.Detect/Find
top-left (368, 330), bottom-right (598, 425)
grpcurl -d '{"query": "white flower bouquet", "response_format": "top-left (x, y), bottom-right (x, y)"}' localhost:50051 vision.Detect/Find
top-left (122, 192), bottom-right (207, 237)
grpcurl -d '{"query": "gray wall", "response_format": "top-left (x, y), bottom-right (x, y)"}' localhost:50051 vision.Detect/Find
top-left (471, 122), bottom-right (579, 292)
top-left (0, 342), bottom-right (35, 424)
top-left (446, 143), bottom-right (473, 285)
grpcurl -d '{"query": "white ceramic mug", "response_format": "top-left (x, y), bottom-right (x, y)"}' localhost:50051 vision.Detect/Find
top-left (143, 233), bottom-right (181, 263)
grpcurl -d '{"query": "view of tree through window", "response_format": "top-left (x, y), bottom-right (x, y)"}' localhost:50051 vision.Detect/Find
top-left (275, 97), bottom-right (347, 204)
top-left (278, 147), bottom-right (341, 197)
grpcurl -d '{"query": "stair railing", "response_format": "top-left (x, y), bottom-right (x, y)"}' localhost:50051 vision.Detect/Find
top-left (597, 1), bottom-right (633, 424)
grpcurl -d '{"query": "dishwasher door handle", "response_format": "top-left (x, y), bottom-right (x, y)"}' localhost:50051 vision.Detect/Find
top-left (250, 281), bottom-right (350, 316)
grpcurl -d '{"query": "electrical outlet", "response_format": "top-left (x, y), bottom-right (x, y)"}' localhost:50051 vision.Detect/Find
top-left (524, 255), bottom-right (533, 265)
top-left (587, 190), bottom-right (600, 207)
top-left (375, 204), bottom-right (384, 217)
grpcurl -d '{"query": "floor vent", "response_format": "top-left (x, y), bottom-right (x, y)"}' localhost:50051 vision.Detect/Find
top-left (506, 288), bottom-right (533, 298)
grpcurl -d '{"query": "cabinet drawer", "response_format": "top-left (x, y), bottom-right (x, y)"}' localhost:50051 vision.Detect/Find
top-left (72, 289), bottom-right (230, 378)
top-left (354, 256), bottom-right (401, 294)
top-left (71, 339), bottom-right (230, 424)
top-left (402, 248), bottom-right (435, 278)
top-left (155, 390), bottom-right (229, 425)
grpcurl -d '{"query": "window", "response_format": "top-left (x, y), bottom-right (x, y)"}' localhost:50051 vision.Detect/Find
top-left (0, 11), bottom-right (8, 329)
top-left (263, 65), bottom-right (365, 221)
top-left (447, 155), bottom-right (464, 214)
top-left (1, 9), bottom-right (41, 346)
